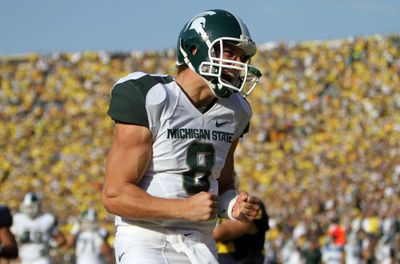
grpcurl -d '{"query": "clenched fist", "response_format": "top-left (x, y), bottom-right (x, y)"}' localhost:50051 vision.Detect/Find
top-left (183, 192), bottom-right (219, 222)
top-left (231, 192), bottom-right (261, 222)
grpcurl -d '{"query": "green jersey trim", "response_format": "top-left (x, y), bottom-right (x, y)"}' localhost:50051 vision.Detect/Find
top-left (108, 74), bottom-right (174, 127)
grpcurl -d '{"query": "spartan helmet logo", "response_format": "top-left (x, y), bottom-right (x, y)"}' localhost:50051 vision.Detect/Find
top-left (188, 17), bottom-right (205, 33)
top-left (186, 11), bottom-right (216, 40)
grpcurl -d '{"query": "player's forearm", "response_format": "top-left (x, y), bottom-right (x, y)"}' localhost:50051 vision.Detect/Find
top-left (0, 229), bottom-right (18, 258)
top-left (102, 183), bottom-right (187, 220)
top-left (0, 243), bottom-right (18, 259)
top-left (213, 220), bottom-right (253, 241)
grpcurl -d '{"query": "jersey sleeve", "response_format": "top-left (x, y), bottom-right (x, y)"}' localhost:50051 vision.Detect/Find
top-left (45, 213), bottom-right (59, 236)
top-left (70, 222), bottom-right (81, 236)
top-left (232, 94), bottom-right (252, 139)
top-left (108, 80), bottom-right (149, 127)
top-left (240, 122), bottom-right (250, 137)
top-left (0, 205), bottom-right (12, 227)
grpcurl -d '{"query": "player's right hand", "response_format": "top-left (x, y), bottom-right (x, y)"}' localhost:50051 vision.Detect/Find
top-left (182, 192), bottom-right (219, 222)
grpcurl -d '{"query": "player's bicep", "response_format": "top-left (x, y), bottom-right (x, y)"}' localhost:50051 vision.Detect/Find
top-left (104, 123), bottom-right (152, 194)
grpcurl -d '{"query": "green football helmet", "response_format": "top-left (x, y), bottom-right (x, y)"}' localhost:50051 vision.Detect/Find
top-left (177, 9), bottom-right (262, 98)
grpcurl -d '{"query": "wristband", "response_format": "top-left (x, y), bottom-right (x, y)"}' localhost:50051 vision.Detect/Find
top-left (218, 189), bottom-right (239, 220)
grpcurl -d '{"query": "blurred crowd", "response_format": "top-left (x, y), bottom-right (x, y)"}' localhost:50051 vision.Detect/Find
top-left (1, 33), bottom-right (400, 263)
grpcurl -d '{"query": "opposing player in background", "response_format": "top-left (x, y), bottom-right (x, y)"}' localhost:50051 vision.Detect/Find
top-left (214, 201), bottom-right (269, 264)
top-left (66, 208), bottom-right (115, 264)
top-left (0, 205), bottom-right (18, 259)
top-left (11, 192), bottom-right (66, 264)
top-left (103, 9), bottom-right (263, 264)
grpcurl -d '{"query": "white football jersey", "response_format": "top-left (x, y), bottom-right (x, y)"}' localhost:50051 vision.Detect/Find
top-left (73, 225), bottom-right (108, 264)
top-left (11, 212), bottom-right (58, 263)
top-left (108, 72), bottom-right (252, 233)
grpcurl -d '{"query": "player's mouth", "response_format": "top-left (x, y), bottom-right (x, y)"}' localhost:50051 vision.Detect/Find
top-left (221, 69), bottom-right (239, 85)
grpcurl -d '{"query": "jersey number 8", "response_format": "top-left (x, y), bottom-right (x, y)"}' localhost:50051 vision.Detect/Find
top-left (183, 142), bottom-right (215, 194)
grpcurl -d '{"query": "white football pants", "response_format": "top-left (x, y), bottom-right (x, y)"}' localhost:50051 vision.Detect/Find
top-left (114, 225), bottom-right (218, 264)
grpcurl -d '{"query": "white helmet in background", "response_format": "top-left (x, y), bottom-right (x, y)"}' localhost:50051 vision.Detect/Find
top-left (80, 208), bottom-right (98, 231)
top-left (20, 192), bottom-right (41, 218)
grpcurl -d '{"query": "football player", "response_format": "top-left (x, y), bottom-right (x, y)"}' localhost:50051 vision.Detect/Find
top-left (66, 208), bottom-right (114, 264)
top-left (0, 205), bottom-right (18, 259)
top-left (11, 192), bottom-right (66, 264)
top-left (103, 9), bottom-right (263, 264)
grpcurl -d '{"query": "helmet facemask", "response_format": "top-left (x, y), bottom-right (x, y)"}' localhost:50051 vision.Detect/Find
top-left (199, 38), bottom-right (261, 98)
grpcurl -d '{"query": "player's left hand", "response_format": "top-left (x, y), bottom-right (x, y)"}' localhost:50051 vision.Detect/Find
top-left (231, 192), bottom-right (261, 222)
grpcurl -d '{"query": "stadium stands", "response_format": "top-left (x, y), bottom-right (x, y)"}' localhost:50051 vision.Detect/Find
top-left (1, 34), bottom-right (399, 263)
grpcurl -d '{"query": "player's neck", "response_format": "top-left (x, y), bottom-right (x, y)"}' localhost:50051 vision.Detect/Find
top-left (176, 70), bottom-right (216, 109)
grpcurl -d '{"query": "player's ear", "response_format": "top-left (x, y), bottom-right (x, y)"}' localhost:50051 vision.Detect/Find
top-left (190, 46), bottom-right (197, 55)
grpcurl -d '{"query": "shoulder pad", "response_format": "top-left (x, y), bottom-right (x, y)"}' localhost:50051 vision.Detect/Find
top-left (108, 72), bottom-right (173, 127)
top-left (227, 94), bottom-right (252, 138)
top-left (235, 94), bottom-right (252, 117)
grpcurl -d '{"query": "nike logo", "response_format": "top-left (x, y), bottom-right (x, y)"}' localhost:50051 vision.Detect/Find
top-left (215, 120), bottom-right (229, 127)
top-left (118, 252), bottom-right (125, 262)
top-left (184, 232), bottom-right (193, 236)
